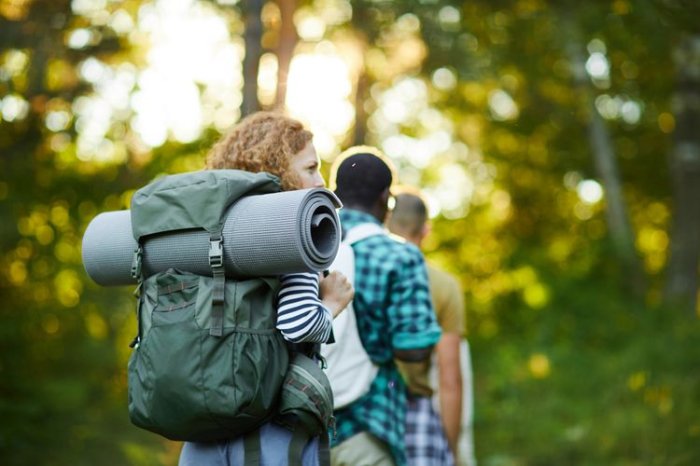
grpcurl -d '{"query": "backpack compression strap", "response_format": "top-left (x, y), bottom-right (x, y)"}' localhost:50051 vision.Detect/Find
top-left (129, 245), bottom-right (144, 348)
top-left (208, 233), bottom-right (225, 337)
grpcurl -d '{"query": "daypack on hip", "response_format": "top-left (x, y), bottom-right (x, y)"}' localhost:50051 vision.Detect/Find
top-left (127, 170), bottom-right (290, 441)
top-left (277, 352), bottom-right (335, 466)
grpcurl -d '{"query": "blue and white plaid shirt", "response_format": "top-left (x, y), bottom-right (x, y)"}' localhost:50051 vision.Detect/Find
top-left (331, 209), bottom-right (441, 466)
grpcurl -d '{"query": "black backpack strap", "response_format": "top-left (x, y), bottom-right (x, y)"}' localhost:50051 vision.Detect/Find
top-left (287, 424), bottom-right (331, 466)
top-left (288, 427), bottom-right (308, 466)
top-left (208, 233), bottom-right (225, 337)
top-left (318, 430), bottom-right (331, 466)
top-left (243, 430), bottom-right (261, 466)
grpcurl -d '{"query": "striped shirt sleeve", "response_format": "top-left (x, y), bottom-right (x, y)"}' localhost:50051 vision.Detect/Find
top-left (276, 272), bottom-right (333, 343)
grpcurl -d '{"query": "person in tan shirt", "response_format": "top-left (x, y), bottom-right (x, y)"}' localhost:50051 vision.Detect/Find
top-left (388, 190), bottom-right (465, 466)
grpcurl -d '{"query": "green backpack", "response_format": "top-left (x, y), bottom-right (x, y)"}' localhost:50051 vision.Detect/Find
top-left (126, 169), bottom-right (335, 457)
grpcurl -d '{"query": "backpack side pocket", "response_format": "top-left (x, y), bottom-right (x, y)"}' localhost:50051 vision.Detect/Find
top-left (277, 353), bottom-right (335, 436)
top-left (128, 269), bottom-right (205, 440)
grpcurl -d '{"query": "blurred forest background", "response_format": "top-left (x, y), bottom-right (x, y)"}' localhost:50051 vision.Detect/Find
top-left (2, 0), bottom-right (700, 465)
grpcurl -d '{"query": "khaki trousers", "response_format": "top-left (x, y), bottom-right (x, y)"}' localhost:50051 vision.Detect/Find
top-left (330, 432), bottom-right (396, 466)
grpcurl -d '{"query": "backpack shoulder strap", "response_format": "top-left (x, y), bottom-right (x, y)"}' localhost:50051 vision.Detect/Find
top-left (343, 223), bottom-right (387, 245)
top-left (243, 430), bottom-right (261, 466)
top-left (320, 222), bottom-right (385, 409)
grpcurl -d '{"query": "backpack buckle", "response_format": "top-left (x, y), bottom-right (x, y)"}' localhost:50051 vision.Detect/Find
top-left (209, 238), bottom-right (223, 268)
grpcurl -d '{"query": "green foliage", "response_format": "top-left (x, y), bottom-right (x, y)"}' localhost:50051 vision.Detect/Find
top-left (1, 0), bottom-right (699, 464)
top-left (470, 276), bottom-right (700, 466)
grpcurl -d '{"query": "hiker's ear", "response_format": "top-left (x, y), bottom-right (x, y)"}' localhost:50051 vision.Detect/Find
top-left (420, 222), bottom-right (430, 242)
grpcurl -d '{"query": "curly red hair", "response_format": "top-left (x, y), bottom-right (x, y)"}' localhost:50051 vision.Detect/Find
top-left (206, 111), bottom-right (313, 191)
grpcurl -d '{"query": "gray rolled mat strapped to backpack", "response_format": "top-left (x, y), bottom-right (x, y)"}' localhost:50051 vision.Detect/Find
top-left (82, 185), bottom-right (342, 286)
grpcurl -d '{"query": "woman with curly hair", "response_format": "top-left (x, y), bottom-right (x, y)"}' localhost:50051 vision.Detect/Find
top-left (207, 111), bottom-right (320, 191)
top-left (179, 111), bottom-right (353, 465)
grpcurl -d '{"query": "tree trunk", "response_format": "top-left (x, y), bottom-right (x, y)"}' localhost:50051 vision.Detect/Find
top-left (663, 34), bottom-right (700, 315)
top-left (565, 25), bottom-right (645, 294)
top-left (274, 0), bottom-right (297, 109)
top-left (586, 98), bottom-right (644, 291)
top-left (353, 72), bottom-right (369, 146)
top-left (241, 0), bottom-right (264, 116)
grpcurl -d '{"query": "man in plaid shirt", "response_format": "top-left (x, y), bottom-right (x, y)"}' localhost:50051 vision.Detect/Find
top-left (329, 147), bottom-right (442, 466)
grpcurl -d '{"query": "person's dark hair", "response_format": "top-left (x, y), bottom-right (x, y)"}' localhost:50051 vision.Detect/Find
top-left (388, 190), bottom-right (428, 238)
top-left (331, 146), bottom-right (395, 208)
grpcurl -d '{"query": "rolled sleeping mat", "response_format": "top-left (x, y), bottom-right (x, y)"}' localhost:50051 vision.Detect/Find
top-left (82, 188), bottom-right (341, 286)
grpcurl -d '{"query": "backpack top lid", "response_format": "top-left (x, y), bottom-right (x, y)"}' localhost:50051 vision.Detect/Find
top-left (130, 169), bottom-right (281, 241)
